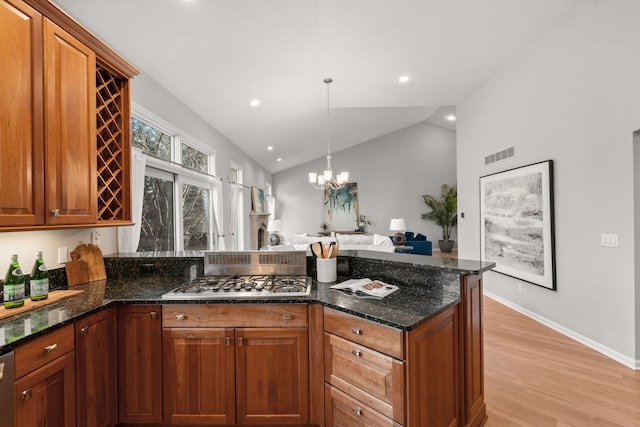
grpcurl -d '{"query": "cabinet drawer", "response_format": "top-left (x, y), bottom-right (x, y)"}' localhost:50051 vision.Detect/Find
top-left (325, 384), bottom-right (401, 427)
top-left (163, 304), bottom-right (308, 328)
top-left (15, 323), bottom-right (74, 379)
top-left (324, 333), bottom-right (405, 424)
top-left (323, 307), bottom-right (404, 359)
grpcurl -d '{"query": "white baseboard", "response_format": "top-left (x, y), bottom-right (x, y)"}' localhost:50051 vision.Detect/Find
top-left (483, 291), bottom-right (640, 370)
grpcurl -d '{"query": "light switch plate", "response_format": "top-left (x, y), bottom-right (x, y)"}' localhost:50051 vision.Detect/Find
top-left (600, 233), bottom-right (619, 247)
top-left (57, 246), bottom-right (68, 264)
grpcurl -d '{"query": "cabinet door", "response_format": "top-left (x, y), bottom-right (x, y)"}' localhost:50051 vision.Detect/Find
top-left (236, 327), bottom-right (309, 425)
top-left (14, 351), bottom-right (76, 427)
top-left (43, 19), bottom-right (96, 225)
top-left (117, 305), bottom-right (162, 424)
top-left (0, 0), bottom-right (44, 227)
top-left (75, 307), bottom-right (116, 427)
top-left (407, 306), bottom-right (459, 427)
top-left (163, 327), bottom-right (236, 425)
top-left (460, 274), bottom-right (487, 427)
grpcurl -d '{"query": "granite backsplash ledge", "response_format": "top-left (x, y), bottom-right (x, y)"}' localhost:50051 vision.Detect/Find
top-left (104, 252), bottom-right (204, 279)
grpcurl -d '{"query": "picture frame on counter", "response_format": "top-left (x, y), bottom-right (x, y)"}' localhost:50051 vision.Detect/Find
top-left (480, 160), bottom-right (556, 290)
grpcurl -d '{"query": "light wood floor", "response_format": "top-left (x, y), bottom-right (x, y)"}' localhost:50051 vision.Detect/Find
top-left (483, 296), bottom-right (640, 426)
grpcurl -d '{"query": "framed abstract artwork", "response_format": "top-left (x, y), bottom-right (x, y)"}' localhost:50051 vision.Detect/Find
top-left (323, 183), bottom-right (358, 232)
top-left (251, 186), bottom-right (266, 213)
top-left (480, 160), bottom-right (556, 290)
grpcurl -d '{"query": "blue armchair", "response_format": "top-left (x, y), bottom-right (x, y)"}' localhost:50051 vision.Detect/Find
top-left (396, 232), bottom-right (432, 255)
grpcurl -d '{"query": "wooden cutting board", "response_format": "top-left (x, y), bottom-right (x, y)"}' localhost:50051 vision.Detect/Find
top-left (66, 244), bottom-right (106, 285)
top-left (0, 289), bottom-right (84, 320)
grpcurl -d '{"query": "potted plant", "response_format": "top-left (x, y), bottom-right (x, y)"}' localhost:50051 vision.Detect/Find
top-left (421, 184), bottom-right (457, 253)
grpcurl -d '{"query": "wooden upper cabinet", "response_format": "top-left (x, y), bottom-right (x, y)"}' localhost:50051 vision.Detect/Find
top-left (43, 18), bottom-right (97, 225)
top-left (0, 0), bottom-right (44, 227)
top-left (0, 0), bottom-right (137, 230)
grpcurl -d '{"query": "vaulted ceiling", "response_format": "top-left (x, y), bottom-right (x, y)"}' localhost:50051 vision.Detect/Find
top-left (53, 0), bottom-right (578, 173)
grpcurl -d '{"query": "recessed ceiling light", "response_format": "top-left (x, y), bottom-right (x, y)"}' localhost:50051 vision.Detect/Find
top-left (276, 158), bottom-right (282, 162)
top-left (445, 114), bottom-right (457, 122)
top-left (398, 75), bottom-right (410, 83)
top-left (267, 146), bottom-right (274, 151)
top-left (250, 99), bottom-right (260, 107)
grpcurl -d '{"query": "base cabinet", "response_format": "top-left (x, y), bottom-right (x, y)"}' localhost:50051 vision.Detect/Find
top-left (162, 304), bottom-right (309, 425)
top-left (14, 324), bottom-right (76, 427)
top-left (75, 307), bottom-right (117, 427)
top-left (162, 327), bottom-right (236, 424)
top-left (324, 305), bottom-right (459, 427)
top-left (117, 304), bottom-right (163, 424)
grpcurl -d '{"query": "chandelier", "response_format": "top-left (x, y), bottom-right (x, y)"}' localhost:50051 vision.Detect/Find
top-left (308, 78), bottom-right (349, 190)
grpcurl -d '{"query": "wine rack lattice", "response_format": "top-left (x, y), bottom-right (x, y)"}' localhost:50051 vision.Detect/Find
top-left (96, 65), bottom-right (130, 222)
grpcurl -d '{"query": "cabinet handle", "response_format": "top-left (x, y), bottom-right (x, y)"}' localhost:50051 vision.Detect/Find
top-left (282, 313), bottom-right (292, 320)
top-left (0, 362), bottom-right (4, 382)
top-left (150, 311), bottom-right (158, 319)
top-left (237, 337), bottom-right (243, 347)
top-left (50, 209), bottom-right (59, 217)
top-left (44, 343), bottom-right (57, 353)
top-left (353, 406), bottom-right (362, 416)
top-left (175, 313), bottom-right (184, 321)
top-left (225, 337), bottom-right (231, 346)
top-left (351, 327), bottom-right (362, 335)
top-left (352, 349), bottom-right (362, 358)
top-left (22, 390), bottom-right (32, 400)
top-left (81, 327), bottom-right (89, 335)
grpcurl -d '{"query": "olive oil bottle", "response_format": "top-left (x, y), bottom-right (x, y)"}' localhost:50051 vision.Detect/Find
top-left (3, 254), bottom-right (25, 308)
top-left (30, 251), bottom-right (49, 301)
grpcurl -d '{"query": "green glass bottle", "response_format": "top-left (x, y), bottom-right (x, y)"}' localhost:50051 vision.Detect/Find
top-left (30, 251), bottom-right (49, 301)
top-left (4, 254), bottom-right (25, 309)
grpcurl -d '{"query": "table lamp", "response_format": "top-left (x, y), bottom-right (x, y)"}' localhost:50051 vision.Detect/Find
top-left (267, 219), bottom-right (282, 245)
top-left (389, 218), bottom-right (407, 246)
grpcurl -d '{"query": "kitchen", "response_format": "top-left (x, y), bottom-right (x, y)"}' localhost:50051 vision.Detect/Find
top-left (0, 0), bottom-right (492, 426)
top-left (0, 247), bottom-right (494, 426)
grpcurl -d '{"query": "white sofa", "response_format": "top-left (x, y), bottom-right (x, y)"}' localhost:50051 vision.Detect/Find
top-left (278, 233), bottom-right (395, 253)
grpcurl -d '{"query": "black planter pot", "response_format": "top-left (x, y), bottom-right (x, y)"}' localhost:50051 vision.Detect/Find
top-left (438, 240), bottom-right (455, 253)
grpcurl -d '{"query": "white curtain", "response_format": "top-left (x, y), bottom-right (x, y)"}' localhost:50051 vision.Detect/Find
top-left (267, 195), bottom-right (276, 221)
top-left (117, 147), bottom-right (146, 253)
top-left (227, 183), bottom-right (241, 250)
top-left (212, 179), bottom-right (226, 251)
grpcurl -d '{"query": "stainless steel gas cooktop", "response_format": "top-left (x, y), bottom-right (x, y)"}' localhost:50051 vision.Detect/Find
top-left (161, 251), bottom-right (311, 299)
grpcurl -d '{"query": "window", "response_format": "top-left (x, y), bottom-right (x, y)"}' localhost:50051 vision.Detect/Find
top-left (131, 110), bottom-right (218, 252)
top-left (229, 165), bottom-right (244, 250)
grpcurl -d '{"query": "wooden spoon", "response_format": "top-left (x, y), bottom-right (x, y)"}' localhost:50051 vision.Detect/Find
top-left (310, 242), bottom-right (323, 259)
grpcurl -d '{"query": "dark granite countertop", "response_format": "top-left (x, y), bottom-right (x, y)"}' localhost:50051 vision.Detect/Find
top-left (0, 251), bottom-right (494, 354)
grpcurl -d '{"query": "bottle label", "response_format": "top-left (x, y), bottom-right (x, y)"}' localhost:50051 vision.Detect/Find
top-left (4, 283), bottom-right (25, 303)
top-left (30, 278), bottom-right (49, 297)
top-left (38, 264), bottom-right (47, 272)
top-left (12, 268), bottom-right (23, 276)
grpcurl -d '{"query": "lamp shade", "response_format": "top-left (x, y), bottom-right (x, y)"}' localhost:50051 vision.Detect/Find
top-left (389, 218), bottom-right (407, 232)
top-left (267, 219), bottom-right (282, 232)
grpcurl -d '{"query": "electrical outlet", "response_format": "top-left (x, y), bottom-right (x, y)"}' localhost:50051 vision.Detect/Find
top-left (518, 283), bottom-right (523, 293)
top-left (600, 233), bottom-right (619, 247)
top-left (91, 231), bottom-right (101, 246)
top-left (57, 247), bottom-right (68, 264)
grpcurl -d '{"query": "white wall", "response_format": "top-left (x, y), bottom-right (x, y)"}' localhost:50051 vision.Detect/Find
top-left (457, 0), bottom-right (640, 364)
top-left (273, 122), bottom-right (456, 243)
top-left (130, 74), bottom-right (272, 251)
top-left (0, 72), bottom-right (271, 273)
top-left (0, 228), bottom-right (116, 272)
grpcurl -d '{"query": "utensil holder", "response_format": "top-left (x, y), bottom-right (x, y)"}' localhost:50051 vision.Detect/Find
top-left (316, 258), bottom-right (337, 283)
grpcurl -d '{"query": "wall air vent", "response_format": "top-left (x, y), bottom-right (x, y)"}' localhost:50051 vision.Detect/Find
top-left (485, 146), bottom-right (515, 166)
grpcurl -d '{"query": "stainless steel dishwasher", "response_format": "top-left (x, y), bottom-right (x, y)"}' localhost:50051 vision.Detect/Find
top-left (0, 352), bottom-right (14, 427)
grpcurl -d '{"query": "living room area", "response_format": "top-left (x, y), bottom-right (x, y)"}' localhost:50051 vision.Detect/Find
top-left (271, 116), bottom-right (459, 257)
